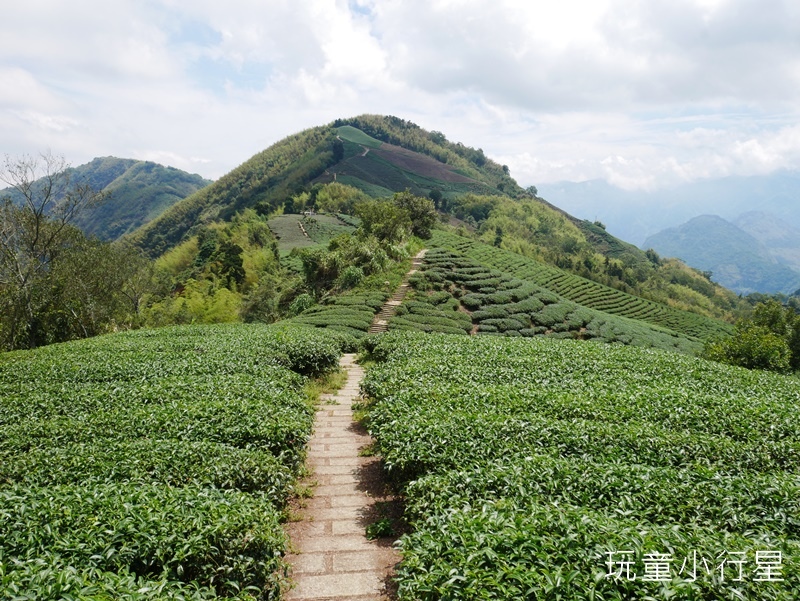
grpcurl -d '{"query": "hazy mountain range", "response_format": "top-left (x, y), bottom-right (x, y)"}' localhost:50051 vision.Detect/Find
top-left (538, 172), bottom-right (800, 247)
top-left (642, 212), bottom-right (800, 295)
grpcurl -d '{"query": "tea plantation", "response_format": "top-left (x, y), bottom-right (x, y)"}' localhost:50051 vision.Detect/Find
top-left (0, 323), bottom-right (345, 600)
top-left (428, 231), bottom-right (733, 343)
top-left (362, 331), bottom-right (800, 600)
top-left (393, 247), bottom-right (707, 354)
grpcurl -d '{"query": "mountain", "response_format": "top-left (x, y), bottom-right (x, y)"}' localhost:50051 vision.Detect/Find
top-left (1, 157), bottom-right (211, 241)
top-left (734, 211), bottom-right (800, 274)
top-left (129, 115), bottom-right (521, 257)
top-left (127, 114), bottom-right (740, 338)
top-left (538, 172), bottom-right (800, 247)
top-left (72, 158), bottom-right (212, 240)
top-left (643, 214), bottom-right (800, 295)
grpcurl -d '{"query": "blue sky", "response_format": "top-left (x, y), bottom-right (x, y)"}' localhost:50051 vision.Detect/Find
top-left (2, 0), bottom-right (800, 191)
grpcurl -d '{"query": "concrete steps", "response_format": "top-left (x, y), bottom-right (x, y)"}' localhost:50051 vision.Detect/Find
top-left (367, 250), bottom-right (427, 334)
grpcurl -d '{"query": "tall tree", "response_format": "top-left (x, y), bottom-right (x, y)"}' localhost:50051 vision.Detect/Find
top-left (0, 152), bottom-right (108, 349)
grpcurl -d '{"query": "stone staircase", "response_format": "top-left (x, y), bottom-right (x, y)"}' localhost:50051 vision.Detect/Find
top-left (368, 250), bottom-right (427, 334)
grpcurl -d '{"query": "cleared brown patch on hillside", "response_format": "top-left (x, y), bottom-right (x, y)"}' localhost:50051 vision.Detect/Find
top-left (373, 143), bottom-right (477, 183)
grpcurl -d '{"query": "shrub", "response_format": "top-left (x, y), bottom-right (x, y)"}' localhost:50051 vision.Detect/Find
top-left (289, 292), bottom-right (314, 316)
top-left (472, 306), bottom-right (510, 321)
top-left (461, 294), bottom-right (485, 310)
top-left (479, 318), bottom-right (525, 332)
top-left (704, 324), bottom-right (791, 372)
top-left (336, 265), bottom-right (365, 289)
top-left (533, 302), bottom-right (575, 328)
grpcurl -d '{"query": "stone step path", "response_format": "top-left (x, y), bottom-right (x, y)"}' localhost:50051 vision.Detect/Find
top-left (368, 249), bottom-right (428, 334)
top-left (285, 354), bottom-right (399, 600)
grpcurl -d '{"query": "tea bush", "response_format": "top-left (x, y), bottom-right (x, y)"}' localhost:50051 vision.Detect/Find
top-left (0, 323), bottom-right (342, 599)
top-left (363, 332), bottom-right (800, 600)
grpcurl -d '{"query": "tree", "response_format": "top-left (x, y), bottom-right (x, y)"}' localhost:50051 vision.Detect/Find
top-left (391, 190), bottom-right (437, 239)
top-left (0, 152), bottom-right (108, 349)
top-left (704, 324), bottom-right (791, 372)
top-left (428, 188), bottom-right (443, 209)
top-left (703, 299), bottom-right (800, 372)
top-left (354, 200), bottom-right (411, 243)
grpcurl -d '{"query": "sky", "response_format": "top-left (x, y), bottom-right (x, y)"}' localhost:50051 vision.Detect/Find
top-left (3, 0), bottom-right (800, 191)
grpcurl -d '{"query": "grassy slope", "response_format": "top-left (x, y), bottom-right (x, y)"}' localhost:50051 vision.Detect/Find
top-left (268, 213), bottom-right (356, 254)
top-left (322, 124), bottom-right (503, 199)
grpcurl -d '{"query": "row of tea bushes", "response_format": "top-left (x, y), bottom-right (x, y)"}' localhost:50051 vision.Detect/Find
top-left (0, 323), bottom-right (345, 600)
top-left (431, 230), bottom-right (732, 342)
top-left (292, 291), bottom-right (387, 338)
top-left (406, 248), bottom-right (701, 354)
top-left (362, 331), bottom-right (800, 600)
top-left (390, 293), bottom-right (473, 335)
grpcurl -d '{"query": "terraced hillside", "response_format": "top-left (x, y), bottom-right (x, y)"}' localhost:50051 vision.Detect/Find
top-left (267, 213), bottom-right (356, 254)
top-left (429, 230), bottom-right (732, 343)
top-left (325, 125), bottom-right (500, 199)
top-left (394, 247), bottom-right (702, 353)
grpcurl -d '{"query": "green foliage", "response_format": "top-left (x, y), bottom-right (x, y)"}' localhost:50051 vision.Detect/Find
top-left (432, 231), bottom-right (732, 344)
top-left (335, 125), bottom-right (383, 149)
top-left (355, 199), bottom-right (412, 243)
top-left (146, 210), bottom-right (287, 326)
top-left (365, 518), bottom-right (394, 540)
top-left (70, 158), bottom-right (211, 241)
top-left (311, 182), bottom-right (370, 214)
top-left (336, 265), bottom-right (365, 289)
top-left (363, 332), bottom-right (800, 600)
top-left (267, 212), bottom-right (356, 254)
top-left (0, 156), bottom-right (210, 243)
top-left (144, 279), bottom-right (242, 325)
top-left (704, 300), bottom-right (800, 372)
top-left (288, 293), bottom-right (314, 316)
top-left (298, 234), bottom-right (388, 293)
top-left (436, 192), bottom-right (742, 321)
top-left (0, 154), bottom-right (161, 350)
top-left (131, 125), bottom-right (338, 257)
top-left (415, 247), bottom-right (705, 353)
top-left (0, 323), bottom-right (345, 598)
top-left (704, 324), bottom-right (791, 372)
top-left (332, 115), bottom-right (523, 197)
top-left (391, 190), bottom-right (438, 239)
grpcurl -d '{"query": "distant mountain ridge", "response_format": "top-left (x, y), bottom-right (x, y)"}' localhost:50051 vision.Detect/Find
top-left (734, 211), bottom-right (800, 274)
top-left (72, 158), bottom-right (212, 240)
top-left (1, 157), bottom-right (211, 241)
top-left (643, 214), bottom-right (800, 295)
top-left (538, 172), bottom-right (800, 247)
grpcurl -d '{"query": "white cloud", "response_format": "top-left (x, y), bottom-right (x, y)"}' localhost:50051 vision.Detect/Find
top-left (1, 0), bottom-right (800, 189)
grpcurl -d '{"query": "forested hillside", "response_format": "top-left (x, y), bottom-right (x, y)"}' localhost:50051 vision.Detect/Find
top-left (1, 156), bottom-right (210, 240)
top-left (3, 116), bottom-right (746, 354)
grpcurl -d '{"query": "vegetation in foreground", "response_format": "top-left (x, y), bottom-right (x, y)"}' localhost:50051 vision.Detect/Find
top-left (362, 331), bottom-right (800, 600)
top-left (0, 323), bottom-right (345, 600)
